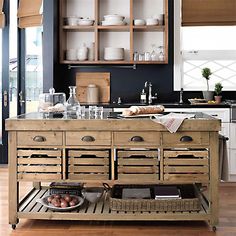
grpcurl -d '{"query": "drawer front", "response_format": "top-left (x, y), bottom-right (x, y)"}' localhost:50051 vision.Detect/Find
top-left (114, 132), bottom-right (160, 146)
top-left (68, 150), bottom-right (110, 180)
top-left (162, 132), bottom-right (209, 146)
top-left (17, 149), bottom-right (62, 181)
top-left (163, 150), bottom-right (209, 182)
top-left (66, 131), bottom-right (111, 146)
top-left (117, 150), bottom-right (159, 181)
top-left (17, 132), bottom-right (63, 146)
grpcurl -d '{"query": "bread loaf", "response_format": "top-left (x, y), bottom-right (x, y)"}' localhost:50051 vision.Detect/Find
top-left (122, 105), bottom-right (165, 116)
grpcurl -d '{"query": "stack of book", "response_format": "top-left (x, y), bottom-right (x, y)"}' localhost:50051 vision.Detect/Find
top-left (154, 186), bottom-right (181, 200)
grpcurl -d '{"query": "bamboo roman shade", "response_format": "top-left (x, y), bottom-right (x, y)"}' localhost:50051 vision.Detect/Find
top-left (18, 0), bottom-right (43, 28)
top-left (182, 0), bottom-right (236, 26)
top-left (0, 0), bottom-right (5, 28)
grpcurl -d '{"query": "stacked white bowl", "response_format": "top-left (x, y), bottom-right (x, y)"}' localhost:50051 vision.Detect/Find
top-left (104, 47), bottom-right (124, 61)
top-left (102, 14), bottom-right (126, 26)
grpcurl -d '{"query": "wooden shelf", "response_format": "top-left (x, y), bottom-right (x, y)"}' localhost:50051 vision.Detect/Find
top-left (98, 25), bottom-right (130, 32)
top-left (133, 25), bottom-right (165, 32)
top-left (63, 25), bottom-right (95, 32)
top-left (18, 188), bottom-right (210, 221)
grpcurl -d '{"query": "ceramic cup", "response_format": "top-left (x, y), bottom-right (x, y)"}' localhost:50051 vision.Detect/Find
top-left (66, 16), bottom-right (78, 26)
top-left (77, 46), bottom-right (88, 61)
top-left (66, 49), bottom-right (77, 60)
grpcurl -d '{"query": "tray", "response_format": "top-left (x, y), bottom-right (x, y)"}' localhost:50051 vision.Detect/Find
top-left (108, 184), bottom-right (200, 212)
top-left (36, 194), bottom-right (84, 212)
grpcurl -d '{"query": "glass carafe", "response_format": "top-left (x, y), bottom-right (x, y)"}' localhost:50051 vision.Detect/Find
top-left (66, 86), bottom-right (80, 113)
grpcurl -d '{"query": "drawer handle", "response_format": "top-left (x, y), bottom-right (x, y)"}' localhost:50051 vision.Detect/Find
top-left (81, 136), bottom-right (95, 142)
top-left (33, 136), bottom-right (46, 142)
top-left (180, 136), bottom-right (193, 142)
top-left (131, 136), bottom-right (144, 142)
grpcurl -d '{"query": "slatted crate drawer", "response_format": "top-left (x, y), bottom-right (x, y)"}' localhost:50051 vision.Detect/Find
top-left (17, 149), bottom-right (62, 181)
top-left (117, 150), bottom-right (160, 181)
top-left (68, 150), bottom-right (110, 180)
top-left (163, 150), bottom-right (209, 182)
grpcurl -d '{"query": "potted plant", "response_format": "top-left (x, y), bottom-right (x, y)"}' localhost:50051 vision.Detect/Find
top-left (202, 67), bottom-right (214, 101)
top-left (214, 82), bottom-right (223, 103)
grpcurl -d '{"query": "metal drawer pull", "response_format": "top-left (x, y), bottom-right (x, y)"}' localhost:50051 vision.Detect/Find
top-left (81, 136), bottom-right (95, 142)
top-left (33, 136), bottom-right (46, 142)
top-left (180, 136), bottom-right (193, 142)
top-left (131, 136), bottom-right (144, 142)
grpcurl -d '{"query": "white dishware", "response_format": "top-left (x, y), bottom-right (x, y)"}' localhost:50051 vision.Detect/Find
top-left (66, 16), bottom-right (78, 26)
top-left (77, 45), bottom-right (88, 61)
top-left (86, 84), bottom-right (99, 104)
top-left (66, 49), bottom-right (77, 60)
top-left (153, 14), bottom-right (164, 25)
top-left (78, 19), bottom-right (94, 26)
top-left (134, 19), bottom-right (146, 26)
top-left (104, 14), bottom-right (125, 22)
top-left (104, 47), bottom-right (124, 61)
top-left (146, 18), bottom-right (159, 26)
top-left (101, 20), bottom-right (126, 26)
top-left (88, 42), bottom-right (95, 61)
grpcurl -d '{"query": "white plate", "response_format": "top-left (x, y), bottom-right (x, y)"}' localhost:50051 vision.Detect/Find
top-left (36, 195), bottom-right (84, 212)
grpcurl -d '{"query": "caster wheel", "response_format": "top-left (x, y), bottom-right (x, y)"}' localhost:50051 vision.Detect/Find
top-left (12, 224), bottom-right (16, 230)
top-left (212, 226), bottom-right (217, 232)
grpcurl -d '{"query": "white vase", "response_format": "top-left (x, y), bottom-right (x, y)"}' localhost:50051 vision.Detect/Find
top-left (202, 91), bottom-right (214, 101)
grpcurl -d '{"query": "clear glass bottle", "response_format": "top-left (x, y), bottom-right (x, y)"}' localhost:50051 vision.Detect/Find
top-left (140, 89), bottom-right (147, 104)
top-left (150, 44), bottom-right (158, 61)
top-left (66, 86), bottom-right (80, 113)
top-left (158, 46), bottom-right (165, 61)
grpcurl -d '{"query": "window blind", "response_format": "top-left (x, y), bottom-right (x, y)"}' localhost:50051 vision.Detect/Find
top-left (18, 0), bottom-right (43, 28)
top-left (0, 0), bottom-right (5, 28)
top-left (182, 0), bottom-right (236, 26)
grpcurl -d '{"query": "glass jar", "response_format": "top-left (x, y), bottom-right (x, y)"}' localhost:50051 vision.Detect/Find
top-left (66, 86), bottom-right (80, 114)
top-left (150, 44), bottom-right (158, 61)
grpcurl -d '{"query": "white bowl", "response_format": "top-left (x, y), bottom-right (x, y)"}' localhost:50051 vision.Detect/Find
top-left (134, 19), bottom-right (146, 26)
top-left (66, 16), bottom-right (78, 26)
top-left (104, 47), bottom-right (124, 60)
top-left (104, 14), bottom-right (125, 21)
top-left (146, 18), bottom-right (159, 26)
top-left (78, 19), bottom-right (94, 26)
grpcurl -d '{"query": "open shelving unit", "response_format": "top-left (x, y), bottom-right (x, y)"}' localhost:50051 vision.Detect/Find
top-left (59, 0), bottom-right (168, 64)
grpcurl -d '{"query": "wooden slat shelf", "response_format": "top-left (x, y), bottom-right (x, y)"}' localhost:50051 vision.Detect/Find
top-left (97, 25), bottom-right (130, 31)
top-left (18, 188), bottom-right (211, 221)
top-left (133, 25), bottom-right (165, 32)
top-left (63, 26), bottom-right (95, 31)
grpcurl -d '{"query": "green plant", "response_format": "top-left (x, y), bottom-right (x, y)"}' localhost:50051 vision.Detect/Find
top-left (214, 82), bottom-right (223, 96)
top-left (202, 67), bottom-right (212, 91)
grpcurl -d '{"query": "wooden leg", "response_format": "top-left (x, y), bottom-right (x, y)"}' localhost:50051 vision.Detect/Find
top-left (8, 132), bottom-right (19, 225)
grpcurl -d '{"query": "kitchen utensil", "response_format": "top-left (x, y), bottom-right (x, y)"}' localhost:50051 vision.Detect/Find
top-left (77, 44), bottom-right (88, 61)
top-left (78, 19), bottom-right (94, 26)
top-left (104, 14), bottom-right (125, 21)
top-left (101, 20), bottom-right (126, 26)
top-left (82, 187), bottom-right (104, 203)
top-left (66, 16), bottom-right (78, 26)
top-left (86, 84), bottom-right (99, 104)
top-left (104, 47), bottom-right (124, 61)
top-left (134, 19), bottom-right (146, 26)
top-left (66, 49), bottom-right (77, 61)
top-left (146, 18), bottom-right (159, 26)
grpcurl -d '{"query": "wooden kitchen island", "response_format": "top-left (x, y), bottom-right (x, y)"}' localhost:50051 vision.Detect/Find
top-left (6, 112), bottom-right (221, 230)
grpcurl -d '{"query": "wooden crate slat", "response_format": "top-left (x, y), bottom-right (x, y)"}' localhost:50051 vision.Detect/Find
top-left (17, 173), bottom-right (62, 181)
top-left (164, 158), bottom-right (208, 166)
top-left (69, 173), bottom-right (109, 180)
top-left (17, 149), bottom-right (61, 157)
top-left (69, 157), bottom-right (109, 165)
top-left (17, 158), bottom-right (61, 165)
top-left (69, 165), bottom-right (109, 173)
top-left (118, 151), bottom-right (158, 158)
top-left (164, 150), bottom-right (208, 158)
top-left (118, 173), bottom-right (159, 181)
top-left (118, 166), bottom-right (159, 174)
top-left (18, 165), bottom-right (61, 173)
top-left (164, 174), bottom-right (209, 182)
top-left (118, 158), bottom-right (157, 165)
top-left (164, 166), bottom-right (209, 174)
top-left (68, 150), bottom-right (109, 158)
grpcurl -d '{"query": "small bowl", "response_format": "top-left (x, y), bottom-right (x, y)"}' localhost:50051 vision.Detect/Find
top-left (78, 19), bottom-right (94, 26)
top-left (146, 18), bottom-right (159, 26)
top-left (104, 14), bottom-right (125, 22)
top-left (134, 19), bottom-right (146, 26)
top-left (82, 187), bottom-right (104, 203)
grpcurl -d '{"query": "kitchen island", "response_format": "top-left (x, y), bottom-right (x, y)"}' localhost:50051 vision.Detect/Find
top-left (6, 112), bottom-right (220, 230)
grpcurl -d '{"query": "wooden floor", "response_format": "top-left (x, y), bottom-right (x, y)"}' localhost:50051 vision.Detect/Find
top-left (1, 166), bottom-right (236, 236)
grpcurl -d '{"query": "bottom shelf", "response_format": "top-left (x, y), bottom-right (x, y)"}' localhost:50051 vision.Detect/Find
top-left (18, 188), bottom-right (211, 221)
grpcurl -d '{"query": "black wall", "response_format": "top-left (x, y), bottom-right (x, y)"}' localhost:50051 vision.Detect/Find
top-left (44, 0), bottom-right (236, 104)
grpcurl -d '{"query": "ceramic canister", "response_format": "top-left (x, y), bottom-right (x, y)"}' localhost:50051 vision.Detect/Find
top-left (86, 84), bottom-right (99, 104)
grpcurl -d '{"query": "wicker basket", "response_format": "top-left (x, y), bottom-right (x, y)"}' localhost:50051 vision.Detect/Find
top-left (109, 184), bottom-right (201, 212)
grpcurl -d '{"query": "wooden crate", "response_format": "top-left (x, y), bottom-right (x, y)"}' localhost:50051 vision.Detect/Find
top-left (17, 149), bottom-right (62, 181)
top-left (163, 150), bottom-right (209, 182)
top-left (68, 150), bottom-right (110, 180)
top-left (117, 150), bottom-right (160, 181)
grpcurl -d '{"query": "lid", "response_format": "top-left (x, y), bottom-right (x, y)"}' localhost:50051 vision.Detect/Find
top-left (87, 84), bottom-right (97, 88)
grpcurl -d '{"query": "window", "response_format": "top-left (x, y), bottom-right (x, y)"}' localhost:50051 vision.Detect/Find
top-left (174, 1), bottom-right (236, 91)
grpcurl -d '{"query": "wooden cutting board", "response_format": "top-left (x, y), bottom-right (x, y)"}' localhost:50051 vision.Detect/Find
top-left (76, 72), bottom-right (110, 103)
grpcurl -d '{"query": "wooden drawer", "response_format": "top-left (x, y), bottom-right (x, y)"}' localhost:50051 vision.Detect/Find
top-left (68, 150), bottom-right (110, 180)
top-left (114, 132), bottom-right (160, 146)
top-left (17, 149), bottom-right (62, 181)
top-left (162, 132), bottom-right (209, 146)
top-left (66, 132), bottom-right (111, 146)
top-left (117, 150), bottom-right (160, 181)
top-left (17, 132), bottom-right (63, 146)
top-left (163, 150), bottom-right (209, 183)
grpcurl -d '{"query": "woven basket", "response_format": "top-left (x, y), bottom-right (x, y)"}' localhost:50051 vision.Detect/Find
top-left (109, 184), bottom-right (200, 212)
